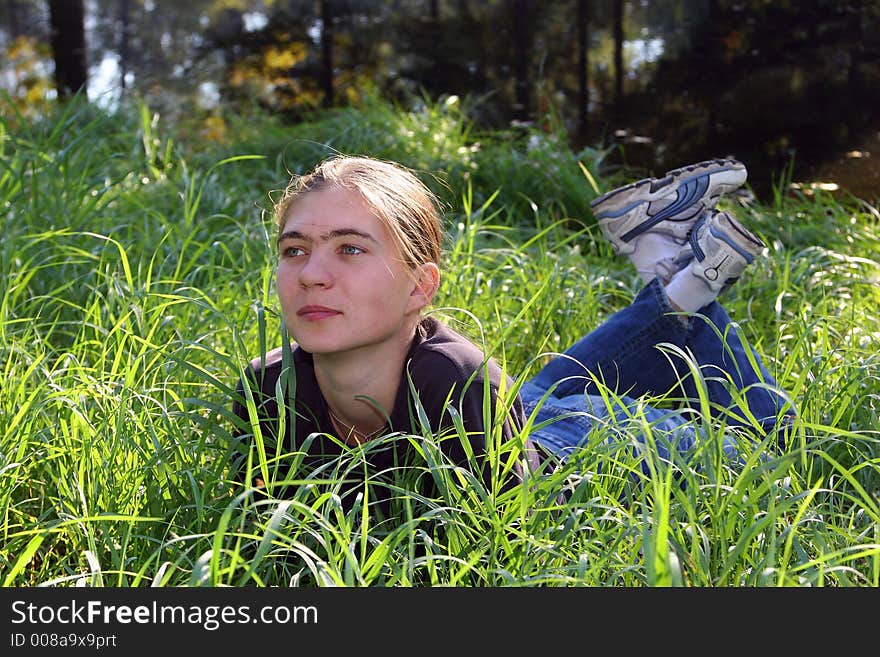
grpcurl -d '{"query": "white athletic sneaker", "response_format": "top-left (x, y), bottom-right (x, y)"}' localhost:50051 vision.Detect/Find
top-left (591, 158), bottom-right (748, 255)
top-left (673, 209), bottom-right (766, 293)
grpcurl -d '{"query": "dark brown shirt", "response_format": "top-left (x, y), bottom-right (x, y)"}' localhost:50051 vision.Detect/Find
top-left (231, 316), bottom-right (539, 517)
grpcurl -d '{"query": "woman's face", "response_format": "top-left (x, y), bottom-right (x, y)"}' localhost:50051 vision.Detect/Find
top-left (276, 184), bottom-right (428, 358)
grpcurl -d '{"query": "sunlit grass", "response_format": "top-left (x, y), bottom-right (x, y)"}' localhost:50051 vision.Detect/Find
top-left (1, 96), bottom-right (878, 587)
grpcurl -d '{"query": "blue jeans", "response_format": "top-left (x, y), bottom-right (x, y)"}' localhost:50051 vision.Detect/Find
top-left (519, 278), bottom-right (794, 468)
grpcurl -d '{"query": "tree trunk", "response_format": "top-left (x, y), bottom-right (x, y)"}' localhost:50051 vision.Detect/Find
top-left (612, 0), bottom-right (623, 117)
top-left (577, 0), bottom-right (590, 142)
top-left (512, 0), bottom-right (532, 121)
top-left (319, 0), bottom-right (334, 108)
top-left (49, 0), bottom-right (88, 100)
top-left (705, 0), bottom-right (720, 150)
top-left (6, 0), bottom-right (21, 37)
top-left (848, 0), bottom-right (865, 127)
top-left (118, 0), bottom-right (130, 92)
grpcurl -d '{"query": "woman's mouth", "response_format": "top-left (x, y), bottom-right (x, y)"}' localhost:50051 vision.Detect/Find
top-left (297, 305), bottom-right (342, 321)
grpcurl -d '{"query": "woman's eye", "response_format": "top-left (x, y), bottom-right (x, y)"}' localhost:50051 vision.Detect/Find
top-left (340, 244), bottom-right (364, 255)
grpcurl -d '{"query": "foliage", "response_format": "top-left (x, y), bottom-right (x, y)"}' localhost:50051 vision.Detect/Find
top-left (3, 0), bottom-right (880, 202)
top-left (189, 90), bottom-right (607, 229)
top-left (1, 95), bottom-right (878, 587)
top-left (1, 36), bottom-right (54, 122)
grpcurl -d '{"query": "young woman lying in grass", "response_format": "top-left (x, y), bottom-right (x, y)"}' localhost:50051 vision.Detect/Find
top-left (231, 154), bottom-right (795, 520)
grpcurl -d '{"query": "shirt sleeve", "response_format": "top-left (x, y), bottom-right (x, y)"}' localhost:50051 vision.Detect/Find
top-left (404, 353), bottom-right (540, 493)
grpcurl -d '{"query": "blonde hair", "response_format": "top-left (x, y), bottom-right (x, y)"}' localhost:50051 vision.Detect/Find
top-left (273, 155), bottom-right (443, 271)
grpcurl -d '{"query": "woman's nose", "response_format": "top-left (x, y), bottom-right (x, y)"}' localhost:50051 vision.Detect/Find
top-left (298, 251), bottom-right (332, 288)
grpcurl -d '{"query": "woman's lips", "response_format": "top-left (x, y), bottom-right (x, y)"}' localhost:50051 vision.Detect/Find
top-left (297, 305), bottom-right (342, 321)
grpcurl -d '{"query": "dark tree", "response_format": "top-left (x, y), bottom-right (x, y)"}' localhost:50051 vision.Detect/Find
top-left (612, 0), bottom-right (623, 115)
top-left (577, 0), bottom-right (591, 141)
top-left (512, 0), bottom-right (533, 120)
top-left (5, 0), bottom-right (21, 36)
top-left (318, 0), bottom-right (335, 108)
top-left (48, 0), bottom-right (88, 100)
top-left (847, 0), bottom-right (867, 128)
top-left (118, 0), bottom-right (130, 92)
top-left (704, 0), bottom-right (720, 149)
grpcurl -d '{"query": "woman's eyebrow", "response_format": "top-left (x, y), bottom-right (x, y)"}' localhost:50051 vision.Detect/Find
top-left (277, 228), bottom-right (379, 245)
top-left (277, 229), bottom-right (309, 245)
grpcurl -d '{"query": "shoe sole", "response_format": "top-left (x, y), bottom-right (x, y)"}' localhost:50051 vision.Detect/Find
top-left (591, 158), bottom-right (747, 253)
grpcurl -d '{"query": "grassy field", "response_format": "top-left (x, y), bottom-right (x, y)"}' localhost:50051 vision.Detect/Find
top-left (1, 96), bottom-right (878, 587)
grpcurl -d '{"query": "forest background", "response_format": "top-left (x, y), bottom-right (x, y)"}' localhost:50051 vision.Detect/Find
top-left (3, 0), bottom-right (880, 202)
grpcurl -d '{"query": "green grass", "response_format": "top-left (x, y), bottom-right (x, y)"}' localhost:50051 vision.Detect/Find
top-left (1, 94), bottom-right (878, 587)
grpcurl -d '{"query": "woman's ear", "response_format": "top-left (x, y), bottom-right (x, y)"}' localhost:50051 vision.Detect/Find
top-left (408, 262), bottom-right (440, 312)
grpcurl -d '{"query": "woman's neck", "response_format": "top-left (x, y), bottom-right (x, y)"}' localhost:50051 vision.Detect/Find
top-left (313, 326), bottom-right (417, 443)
